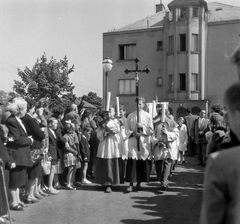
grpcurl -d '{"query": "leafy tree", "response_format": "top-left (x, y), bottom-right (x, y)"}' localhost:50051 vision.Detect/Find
top-left (13, 53), bottom-right (76, 109)
top-left (0, 90), bottom-right (9, 104)
top-left (81, 92), bottom-right (103, 109)
top-left (8, 92), bottom-right (18, 99)
top-left (0, 91), bottom-right (18, 105)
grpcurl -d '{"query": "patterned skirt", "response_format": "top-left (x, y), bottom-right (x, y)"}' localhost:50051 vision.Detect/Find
top-left (63, 153), bottom-right (81, 168)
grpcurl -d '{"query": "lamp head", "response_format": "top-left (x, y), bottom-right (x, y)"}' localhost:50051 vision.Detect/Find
top-left (102, 57), bottom-right (113, 72)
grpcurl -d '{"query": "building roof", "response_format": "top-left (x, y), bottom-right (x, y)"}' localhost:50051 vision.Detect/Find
top-left (208, 2), bottom-right (240, 22)
top-left (109, 2), bottom-right (240, 33)
top-left (112, 10), bottom-right (165, 32)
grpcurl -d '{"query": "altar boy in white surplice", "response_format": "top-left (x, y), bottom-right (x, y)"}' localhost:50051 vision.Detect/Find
top-left (125, 97), bottom-right (154, 193)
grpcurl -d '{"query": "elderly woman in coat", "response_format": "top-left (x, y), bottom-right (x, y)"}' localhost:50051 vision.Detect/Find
top-left (5, 97), bottom-right (33, 211)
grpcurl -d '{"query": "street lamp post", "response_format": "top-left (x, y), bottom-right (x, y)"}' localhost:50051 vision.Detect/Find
top-left (102, 57), bottom-right (113, 110)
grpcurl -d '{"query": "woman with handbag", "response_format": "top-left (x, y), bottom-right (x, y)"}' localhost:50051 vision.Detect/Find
top-left (33, 104), bottom-right (50, 197)
top-left (21, 100), bottom-right (45, 203)
top-left (5, 97), bottom-right (33, 211)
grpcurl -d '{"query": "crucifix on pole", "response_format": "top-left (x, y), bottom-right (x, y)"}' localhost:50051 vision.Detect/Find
top-left (124, 57), bottom-right (150, 151)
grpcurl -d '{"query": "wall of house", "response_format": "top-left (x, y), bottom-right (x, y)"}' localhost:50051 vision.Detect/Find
top-left (102, 20), bottom-right (240, 116)
top-left (103, 28), bottom-right (164, 114)
top-left (206, 21), bottom-right (240, 108)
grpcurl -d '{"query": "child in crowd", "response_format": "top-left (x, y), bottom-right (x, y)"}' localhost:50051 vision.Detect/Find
top-left (176, 117), bottom-right (188, 164)
top-left (152, 122), bottom-right (170, 189)
top-left (47, 117), bottom-right (60, 195)
top-left (119, 105), bottom-right (128, 182)
top-left (79, 125), bottom-right (92, 184)
top-left (63, 121), bottom-right (81, 190)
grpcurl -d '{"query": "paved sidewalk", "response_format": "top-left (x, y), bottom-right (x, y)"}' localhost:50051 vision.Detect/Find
top-left (11, 156), bottom-right (204, 224)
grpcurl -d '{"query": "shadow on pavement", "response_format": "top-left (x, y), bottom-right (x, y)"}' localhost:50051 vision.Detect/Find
top-left (120, 158), bottom-right (204, 224)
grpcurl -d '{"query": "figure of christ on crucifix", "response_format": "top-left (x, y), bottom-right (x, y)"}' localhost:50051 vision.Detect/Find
top-left (124, 58), bottom-right (154, 193)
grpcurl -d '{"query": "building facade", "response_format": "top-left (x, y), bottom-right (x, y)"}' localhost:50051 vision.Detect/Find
top-left (103, 0), bottom-right (240, 118)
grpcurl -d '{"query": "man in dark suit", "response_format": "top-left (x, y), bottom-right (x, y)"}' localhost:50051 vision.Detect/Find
top-left (192, 110), bottom-right (209, 166)
top-left (184, 108), bottom-right (198, 156)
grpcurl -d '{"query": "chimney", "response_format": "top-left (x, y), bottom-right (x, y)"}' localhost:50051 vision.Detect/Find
top-left (156, 0), bottom-right (165, 13)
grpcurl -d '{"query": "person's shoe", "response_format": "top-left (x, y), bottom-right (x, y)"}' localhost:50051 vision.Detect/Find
top-left (159, 185), bottom-right (168, 191)
top-left (34, 194), bottom-right (44, 199)
top-left (48, 188), bottom-right (59, 195)
top-left (136, 183), bottom-right (142, 190)
top-left (73, 182), bottom-right (82, 187)
top-left (39, 191), bottom-right (49, 197)
top-left (182, 160), bottom-right (186, 164)
top-left (18, 201), bottom-right (28, 207)
top-left (66, 185), bottom-right (76, 190)
top-left (54, 184), bottom-right (65, 190)
top-left (126, 186), bottom-right (133, 193)
top-left (10, 205), bottom-right (24, 211)
top-left (104, 187), bottom-right (112, 193)
top-left (24, 197), bottom-right (39, 204)
top-left (42, 185), bottom-right (49, 192)
top-left (81, 179), bottom-right (92, 184)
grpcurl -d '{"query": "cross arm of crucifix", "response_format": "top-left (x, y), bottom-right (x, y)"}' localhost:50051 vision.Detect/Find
top-left (124, 58), bottom-right (150, 75)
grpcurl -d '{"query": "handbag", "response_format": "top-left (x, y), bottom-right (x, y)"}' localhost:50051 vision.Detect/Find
top-left (41, 153), bottom-right (51, 175)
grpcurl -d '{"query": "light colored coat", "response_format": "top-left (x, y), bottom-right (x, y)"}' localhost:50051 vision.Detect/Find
top-left (178, 124), bottom-right (188, 152)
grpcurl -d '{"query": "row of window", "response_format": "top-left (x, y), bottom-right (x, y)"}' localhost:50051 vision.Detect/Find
top-left (118, 33), bottom-right (198, 60)
top-left (179, 7), bottom-right (199, 19)
top-left (118, 73), bottom-right (198, 95)
top-left (168, 73), bottom-right (198, 92)
top-left (169, 7), bottom-right (199, 21)
top-left (169, 34), bottom-right (199, 53)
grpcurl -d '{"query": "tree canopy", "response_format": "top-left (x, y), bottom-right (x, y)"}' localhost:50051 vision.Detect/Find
top-left (13, 53), bottom-right (76, 109)
top-left (81, 92), bottom-right (102, 109)
top-left (0, 91), bottom-right (17, 105)
top-left (0, 90), bottom-right (9, 104)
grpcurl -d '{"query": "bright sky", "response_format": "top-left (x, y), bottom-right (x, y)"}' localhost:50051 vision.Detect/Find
top-left (0, 0), bottom-right (240, 98)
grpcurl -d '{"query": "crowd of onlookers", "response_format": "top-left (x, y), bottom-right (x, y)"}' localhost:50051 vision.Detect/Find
top-left (0, 88), bottom-right (239, 223)
top-left (0, 98), bottom-right (101, 223)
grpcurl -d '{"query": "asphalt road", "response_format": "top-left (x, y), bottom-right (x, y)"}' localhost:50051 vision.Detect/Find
top-left (10, 156), bottom-right (204, 224)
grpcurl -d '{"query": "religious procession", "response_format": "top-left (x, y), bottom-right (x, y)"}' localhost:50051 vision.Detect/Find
top-left (1, 0), bottom-right (240, 223)
top-left (0, 76), bottom-right (239, 224)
